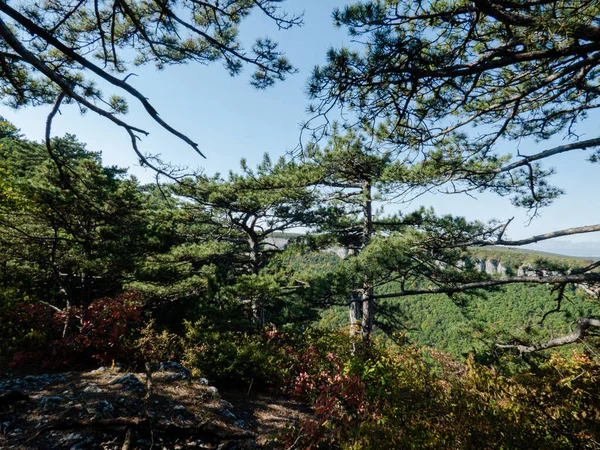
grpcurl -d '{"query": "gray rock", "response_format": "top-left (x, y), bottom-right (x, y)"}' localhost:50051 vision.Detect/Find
top-left (109, 373), bottom-right (146, 393)
top-left (158, 361), bottom-right (192, 380)
top-left (219, 408), bottom-right (237, 419)
top-left (220, 400), bottom-right (234, 410)
top-left (1, 420), bottom-right (14, 434)
top-left (0, 374), bottom-right (66, 394)
top-left (207, 386), bottom-right (218, 395)
top-left (24, 374), bottom-right (66, 384)
top-left (34, 418), bottom-right (49, 428)
top-left (164, 372), bottom-right (188, 382)
top-left (70, 438), bottom-right (93, 450)
top-left (87, 365), bottom-right (122, 381)
top-left (94, 400), bottom-right (114, 418)
top-left (174, 404), bottom-right (195, 421)
top-left (87, 366), bottom-right (110, 375)
top-left (197, 378), bottom-right (210, 386)
top-left (60, 432), bottom-right (83, 444)
top-left (83, 383), bottom-right (103, 393)
top-left (39, 395), bottom-right (63, 407)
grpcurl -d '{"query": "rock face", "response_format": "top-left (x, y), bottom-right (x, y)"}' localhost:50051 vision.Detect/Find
top-left (244, 233), bottom-right (599, 297)
top-left (516, 263), bottom-right (551, 277)
top-left (265, 234), bottom-right (353, 259)
top-left (265, 235), bottom-right (517, 274)
top-left (481, 259), bottom-right (507, 276)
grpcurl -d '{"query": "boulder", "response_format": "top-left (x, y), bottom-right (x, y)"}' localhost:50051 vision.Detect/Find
top-left (108, 373), bottom-right (146, 393)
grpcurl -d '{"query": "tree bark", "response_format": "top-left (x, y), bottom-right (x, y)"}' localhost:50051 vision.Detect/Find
top-left (361, 179), bottom-right (374, 344)
top-left (248, 234), bottom-right (265, 327)
top-left (349, 293), bottom-right (362, 336)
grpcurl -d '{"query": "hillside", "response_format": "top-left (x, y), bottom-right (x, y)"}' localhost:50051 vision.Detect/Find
top-left (318, 247), bottom-right (600, 360)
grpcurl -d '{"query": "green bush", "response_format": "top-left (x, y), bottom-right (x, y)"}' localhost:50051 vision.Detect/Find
top-left (181, 323), bottom-right (600, 449)
top-left (286, 340), bottom-right (600, 449)
top-left (182, 322), bottom-right (354, 391)
top-left (135, 319), bottom-right (185, 365)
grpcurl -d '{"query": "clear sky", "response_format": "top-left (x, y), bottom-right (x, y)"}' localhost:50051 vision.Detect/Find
top-left (1, 0), bottom-right (599, 255)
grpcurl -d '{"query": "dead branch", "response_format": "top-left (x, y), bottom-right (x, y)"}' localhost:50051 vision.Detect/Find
top-left (372, 273), bottom-right (600, 300)
top-left (497, 318), bottom-right (600, 353)
top-left (121, 428), bottom-right (132, 450)
top-left (458, 223), bottom-right (600, 248)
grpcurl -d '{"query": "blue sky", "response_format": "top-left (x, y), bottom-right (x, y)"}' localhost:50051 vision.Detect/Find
top-left (1, 0), bottom-right (599, 255)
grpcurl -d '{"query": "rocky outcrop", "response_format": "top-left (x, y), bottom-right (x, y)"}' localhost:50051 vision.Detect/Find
top-left (265, 234), bottom-right (349, 259)
top-left (0, 363), bottom-right (262, 450)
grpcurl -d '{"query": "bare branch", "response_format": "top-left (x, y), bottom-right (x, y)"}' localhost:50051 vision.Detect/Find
top-left (0, 2), bottom-right (205, 158)
top-left (461, 223), bottom-right (600, 247)
top-left (497, 318), bottom-right (600, 353)
top-left (493, 137), bottom-right (600, 174)
top-left (372, 273), bottom-right (600, 300)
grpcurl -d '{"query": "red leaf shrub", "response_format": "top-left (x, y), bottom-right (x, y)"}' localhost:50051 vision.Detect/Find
top-left (9, 292), bottom-right (144, 370)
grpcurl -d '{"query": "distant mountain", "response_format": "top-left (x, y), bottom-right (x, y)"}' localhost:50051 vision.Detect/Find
top-left (523, 240), bottom-right (600, 259)
top-left (472, 246), bottom-right (595, 265)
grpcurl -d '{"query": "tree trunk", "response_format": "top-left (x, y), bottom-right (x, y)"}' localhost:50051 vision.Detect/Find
top-left (347, 246), bottom-right (362, 337)
top-left (248, 235), bottom-right (265, 327)
top-left (349, 292), bottom-right (362, 336)
top-left (361, 286), bottom-right (373, 345)
top-left (360, 179), bottom-right (373, 344)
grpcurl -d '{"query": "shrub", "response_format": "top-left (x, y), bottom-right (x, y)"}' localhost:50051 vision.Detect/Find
top-left (182, 322), bottom-right (353, 391)
top-left (8, 292), bottom-right (144, 370)
top-left (286, 341), bottom-right (600, 449)
top-left (135, 318), bottom-right (185, 364)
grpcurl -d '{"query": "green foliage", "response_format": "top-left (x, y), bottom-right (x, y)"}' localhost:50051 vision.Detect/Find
top-left (0, 133), bottom-right (148, 308)
top-left (285, 333), bottom-right (600, 449)
top-left (180, 325), bottom-right (600, 448)
top-left (183, 323), bottom-right (354, 391)
top-left (183, 322), bottom-right (287, 389)
top-left (308, 0), bottom-right (600, 211)
top-left (470, 247), bottom-right (595, 272)
top-left (0, 115), bottom-right (599, 449)
top-left (165, 155), bottom-right (324, 328)
top-left (135, 319), bottom-right (185, 364)
top-left (319, 278), bottom-right (600, 361)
